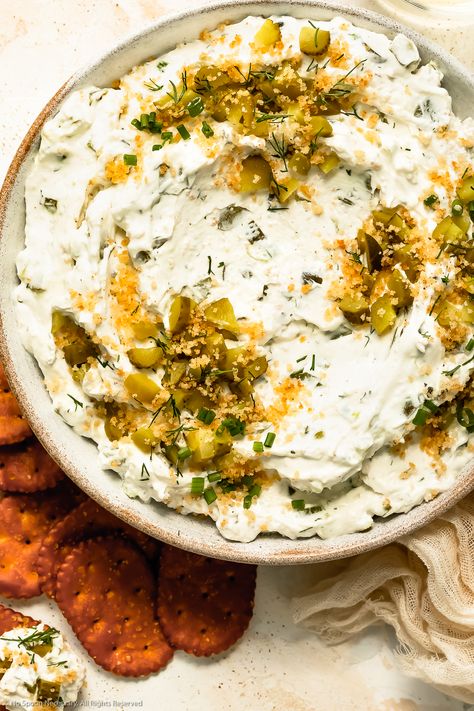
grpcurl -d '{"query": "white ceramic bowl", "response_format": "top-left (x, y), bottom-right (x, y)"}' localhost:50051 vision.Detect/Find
top-left (1, 0), bottom-right (474, 565)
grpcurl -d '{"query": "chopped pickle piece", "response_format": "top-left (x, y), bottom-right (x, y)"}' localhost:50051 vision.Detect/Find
top-left (245, 355), bottom-right (268, 380)
top-left (124, 373), bottom-right (160, 403)
top-left (104, 416), bottom-right (123, 442)
top-left (127, 347), bottom-right (163, 369)
top-left (273, 63), bottom-right (305, 99)
top-left (37, 679), bottom-right (61, 703)
top-left (164, 444), bottom-right (179, 465)
top-left (372, 206), bottom-right (399, 226)
top-left (308, 116), bottom-right (333, 138)
top-left (393, 245), bottom-right (418, 282)
top-left (357, 231), bottom-right (382, 273)
top-left (299, 26), bottom-right (330, 56)
top-left (168, 295), bottom-right (195, 334)
top-left (453, 212), bottom-right (471, 234)
top-left (433, 216), bottom-right (466, 245)
top-left (275, 178), bottom-right (301, 203)
top-left (51, 310), bottom-right (69, 335)
top-left (132, 321), bottom-right (159, 340)
top-left (63, 342), bottom-right (95, 367)
top-left (194, 65), bottom-right (232, 92)
top-left (163, 361), bottom-right (187, 386)
top-left (0, 658), bottom-right (12, 679)
top-left (30, 642), bottom-right (53, 657)
top-left (372, 269), bottom-right (412, 308)
top-left (186, 429), bottom-right (216, 463)
top-left (387, 213), bottom-right (409, 240)
top-left (275, 176), bottom-right (300, 203)
top-left (253, 18), bottom-right (281, 48)
top-left (204, 298), bottom-right (240, 336)
top-left (319, 152), bottom-right (340, 174)
top-left (233, 377), bottom-right (254, 397)
top-left (289, 152), bottom-right (311, 176)
top-left (457, 175), bottom-right (474, 204)
top-left (213, 90), bottom-right (254, 128)
top-left (436, 299), bottom-right (474, 327)
top-left (132, 427), bottom-right (159, 452)
top-left (204, 332), bottom-right (226, 357)
top-left (370, 294), bottom-right (397, 335)
top-left (184, 391), bottom-right (214, 413)
top-left (219, 345), bottom-right (247, 374)
top-left (339, 293), bottom-right (369, 322)
top-left (239, 156), bottom-right (272, 192)
top-left (214, 427), bottom-right (233, 457)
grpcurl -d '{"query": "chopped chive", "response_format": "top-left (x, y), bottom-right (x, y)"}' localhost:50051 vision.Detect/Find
top-left (264, 432), bottom-right (276, 448)
top-left (152, 144), bottom-right (161, 151)
top-left (248, 484), bottom-right (261, 498)
top-left (452, 199), bottom-right (464, 216)
top-left (291, 499), bottom-right (305, 511)
top-left (131, 118), bottom-right (142, 129)
top-left (467, 338), bottom-right (474, 352)
top-left (177, 446), bottom-right (192, 460)
top-left (140, 113), bottom-right (150, 128)
top-left (253, 441), bottom-right (264, 453)
top-left (187, 96), bottom-right (204, 117)
top-left (243, 484), bottom-right (261, 509)
top-left (203, 487), bottom-right (217, 505)
top-left (177, 124), bottom-right (191, 140)
top-left (412, 399), bottom-right (438, 426)
top-left (208, 471), bottom-right (222, 483)
top-left (201, 121), bottom-right (214, 138)
top-left (197, 407), bottom-right (216, 425)
top-left (222, 417), bottom-right (245, 437)
top-left (456, 403), bottom-right (474, 433)
top-left (191, 477), bottom-right (205, 495)
top-left (242, 475), bottom-right (254, 487)
top-left (123, 154), bottom-right (137, 166)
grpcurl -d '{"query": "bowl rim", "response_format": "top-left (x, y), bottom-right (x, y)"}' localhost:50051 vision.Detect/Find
top-left (1, 0), bottom-right (474, 565)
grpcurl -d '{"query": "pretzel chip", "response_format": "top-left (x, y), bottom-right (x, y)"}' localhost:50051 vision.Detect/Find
top-left (0, 487), bottom-right (77, 598)
top-left (55, 537), bottom-right (173, 676)
top-left (36, 498), bottom-right (159, 597)
top-left (0, 363), bottom-right (32, 446)
top-left (0, 439), bottom-right (63, 493)
top-left (0, 603), bottom-right (38, 635)
top-left (157, 545), bottom-right (257, 656)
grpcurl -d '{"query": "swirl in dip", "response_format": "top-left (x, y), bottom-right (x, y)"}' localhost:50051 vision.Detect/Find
top-left (16, 16), bottom-right (474, 542)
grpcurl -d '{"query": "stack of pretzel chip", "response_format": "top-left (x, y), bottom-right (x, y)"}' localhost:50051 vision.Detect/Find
top-left (0, 362), bottom-right (257, 680)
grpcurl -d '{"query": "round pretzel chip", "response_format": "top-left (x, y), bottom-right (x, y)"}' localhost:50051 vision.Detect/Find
top-left (36, 498), bottom-right (159, 598)
top-left (0, 439), bottom-right (63, 493)
top-left (157, 545), bottom-right (257, 656)
top-left (0, 603), bottom-right (38, 635)
top-left (0, 486), bottom-right (78, 598)
top-left (55, 536), bottom-right (173, 676)
top-left (0, 363), bottom-right (32, 446)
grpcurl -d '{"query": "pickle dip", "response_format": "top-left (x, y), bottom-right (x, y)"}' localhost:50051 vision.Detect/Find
top-left (16, 16), bottom-right (474, 542)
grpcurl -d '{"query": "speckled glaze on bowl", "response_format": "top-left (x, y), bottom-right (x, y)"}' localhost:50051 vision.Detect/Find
top-left (1, 0), bottom-right (474, 565)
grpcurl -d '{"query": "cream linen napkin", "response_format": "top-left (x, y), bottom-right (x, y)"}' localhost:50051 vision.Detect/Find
top-left (292, 493), bottom-right (474, 703)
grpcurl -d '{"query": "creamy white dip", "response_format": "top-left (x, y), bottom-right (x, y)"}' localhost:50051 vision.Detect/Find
top-left (16, 16), bottom-right (474, 542)
top-left (0, 625), bottom-right (85, 709)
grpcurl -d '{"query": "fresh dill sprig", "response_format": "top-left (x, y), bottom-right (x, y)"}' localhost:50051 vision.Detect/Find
top-left (268, 132), bottom-right (289, 172)
top-left (144, 79), bottom-right (163, 92)
top-left (166, 71), bottom-right (188, 104)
